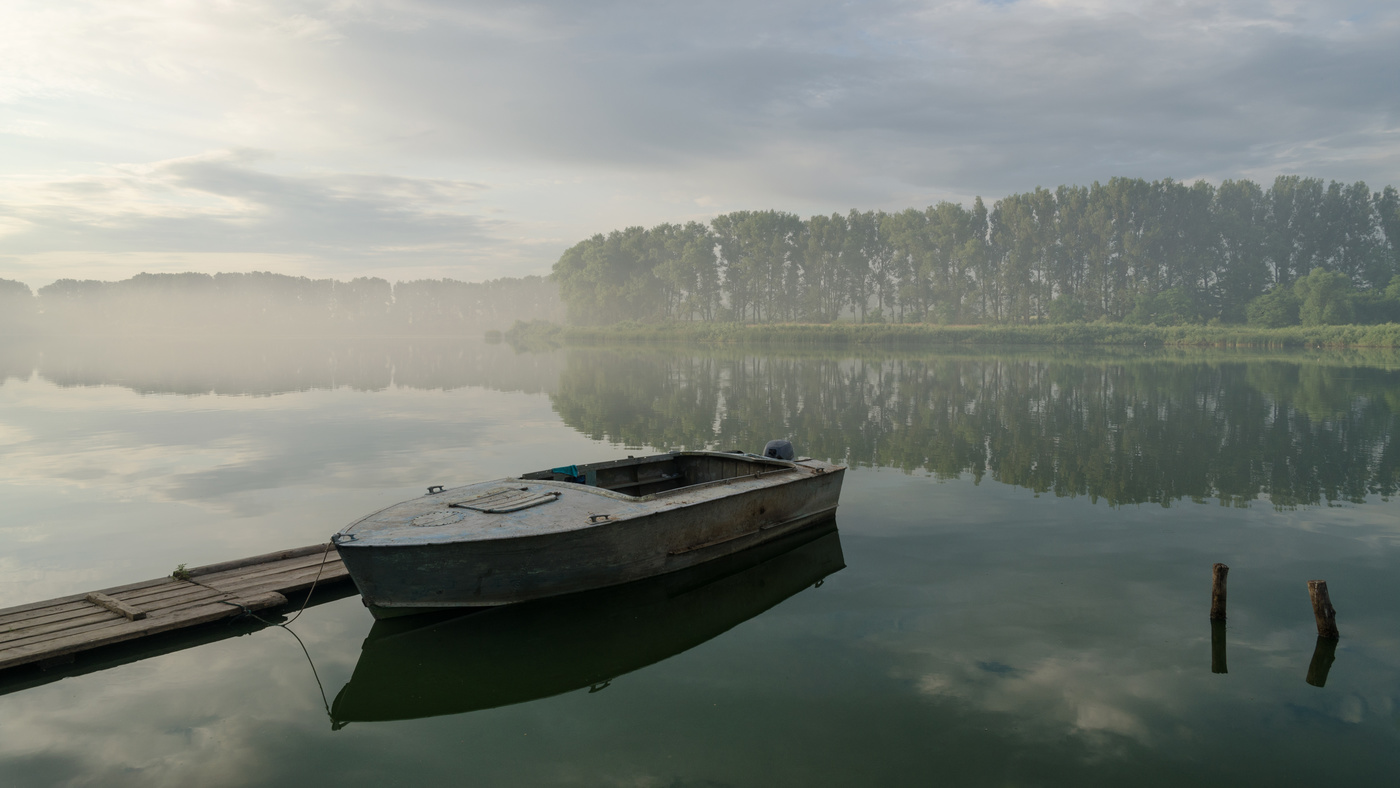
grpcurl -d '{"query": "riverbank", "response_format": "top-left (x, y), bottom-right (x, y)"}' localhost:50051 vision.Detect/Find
top-left (504, 320), bottom-right (1400, 348)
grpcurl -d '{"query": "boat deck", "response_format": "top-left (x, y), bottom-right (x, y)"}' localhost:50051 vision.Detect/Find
top-left (0, 544), bottom-right (351, 673)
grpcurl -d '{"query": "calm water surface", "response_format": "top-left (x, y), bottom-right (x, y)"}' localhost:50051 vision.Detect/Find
top-left (0, 339), bottom-right (1397, 787)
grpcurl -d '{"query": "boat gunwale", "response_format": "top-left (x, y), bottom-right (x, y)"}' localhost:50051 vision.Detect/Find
top-left (520, 462), bottom-right (816, 504)
top-left (336, 451), bottom-right (844, 540)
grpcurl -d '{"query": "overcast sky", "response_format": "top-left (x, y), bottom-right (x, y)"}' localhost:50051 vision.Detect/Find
top-left (2, 0), bottom-right (1398, 288)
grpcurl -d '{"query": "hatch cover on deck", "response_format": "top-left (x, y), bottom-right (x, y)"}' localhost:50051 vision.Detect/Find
top-left (411, 510), bottom-right (467, 527)
top-left (449, 486), bottom-right (561, 513)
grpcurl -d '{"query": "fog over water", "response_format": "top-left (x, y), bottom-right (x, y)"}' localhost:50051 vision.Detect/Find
top-left (3, 337), bottom-right (1395, 507)
top-left (0, 339), bottom-right (1397, 786)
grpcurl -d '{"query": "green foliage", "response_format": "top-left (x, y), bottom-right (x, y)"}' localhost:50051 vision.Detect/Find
top-left (1127, 288), bottom-right (1202, 326)
top-left (549, 320), bottom-right (1400, 348)
top-left (1047, 296), bottom-right (1087, 324)
top-left (503, 319), bottom-right (566, 350)
top-left (552, 175), bottom-right (1400, 329)
top-left (1246, 287), bottom-right (1300, 328)
top-left (1294, 267), bottom-right (1356, 325)
top-left (171, 563), bottom-right (191, 581)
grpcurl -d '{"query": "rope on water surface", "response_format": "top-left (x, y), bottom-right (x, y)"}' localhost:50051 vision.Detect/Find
top-left (275, 620), bottom-right (335, 721)
top-left (210, 541), bottom-right (338, 723)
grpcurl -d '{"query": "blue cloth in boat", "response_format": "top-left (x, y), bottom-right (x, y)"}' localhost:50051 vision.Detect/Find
top-left (551, 465), bottom-right (583, 483)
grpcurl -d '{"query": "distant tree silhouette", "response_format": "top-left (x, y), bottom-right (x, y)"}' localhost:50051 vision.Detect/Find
top-left (1, 272), bottom-right (562, 336)
top-left (552, 176), bottom-right (1400, 326)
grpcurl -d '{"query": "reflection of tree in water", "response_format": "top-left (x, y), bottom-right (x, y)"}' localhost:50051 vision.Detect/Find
top-left (19, 338), bottom-right (563, 397)
top-left (8, 336), bottom-right (1396, 507)
top-left (550, 350), bottom-right (1399, 508)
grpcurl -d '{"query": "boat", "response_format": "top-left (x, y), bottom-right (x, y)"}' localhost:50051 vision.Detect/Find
top-left (332, 448), bottom-right (845, 617)
top-left (330, 521), bottom-right (845, 725)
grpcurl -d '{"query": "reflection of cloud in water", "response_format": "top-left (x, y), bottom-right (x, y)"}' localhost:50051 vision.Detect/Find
top-left (837, 476), bottom-right (1400, 765)
top-left (910, 655), bottom-right (1152, 745)
top-left (0, 377), bottom-right (581, 515)
top-left (899, 637), bottom-right (1400, 763)
top-left (1, 432), bottom-right (267, 500)
top-left (0, 368), bottom-right (627, 602)
top-left (0, 604), bottom-right (364, 787)
top-left (0, 424), bottom-right (33, 447)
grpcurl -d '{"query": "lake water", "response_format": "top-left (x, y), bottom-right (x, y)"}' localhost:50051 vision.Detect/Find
top-left (1, 338), bottom-right (1397, 787)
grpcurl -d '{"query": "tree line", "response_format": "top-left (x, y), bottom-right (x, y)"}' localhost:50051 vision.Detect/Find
top-left (551, 176), bottom-right (1400, 327)
top-left (0, 272), bottom-right (563, 336)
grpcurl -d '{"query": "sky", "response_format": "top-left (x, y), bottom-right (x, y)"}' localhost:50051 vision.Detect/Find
top-left (2, 0), bottom-right (1398, 289)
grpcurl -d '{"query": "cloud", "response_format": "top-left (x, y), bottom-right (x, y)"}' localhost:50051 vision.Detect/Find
top-left (0, 149), bottom-right (501, 268)
top-left (2, 0), bottom-right (1399, 284)
top-left (314, 1), bottom-right (1400, 194)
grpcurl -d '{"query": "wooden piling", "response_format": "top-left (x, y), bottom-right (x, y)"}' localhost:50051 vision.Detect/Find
top-left (1210, 619), bottom-right (1228, 674)
top-left (1209, 563), bottom-right (1228, 621)
top-left (1305, 636), bottom-right (1338, 687)
top-left (1307, 580), bottom-right (1339, 640)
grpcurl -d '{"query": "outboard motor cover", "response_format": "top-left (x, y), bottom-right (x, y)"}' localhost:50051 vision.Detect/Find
top-left (763, 439), bottom-right (795, 461)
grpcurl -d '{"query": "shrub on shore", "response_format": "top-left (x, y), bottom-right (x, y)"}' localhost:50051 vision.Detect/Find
top-left (507, 320), bottom-right (1400, 348)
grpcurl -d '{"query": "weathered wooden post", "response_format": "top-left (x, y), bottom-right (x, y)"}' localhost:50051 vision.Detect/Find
top-left (1210, 619), bottom-right (1228, 674)
top-left (1307, 580), bottom-right (1339, 640)
top-left (1305, 636), bottom-right (1338, 687)
top-left (1209, 563), bottom-right (1229, 621)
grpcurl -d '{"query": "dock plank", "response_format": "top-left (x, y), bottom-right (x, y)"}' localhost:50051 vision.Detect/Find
top-left (85, 593), bottom-right (147, 621)
top-left (0, 601), bottom-right (91, 629)
top-left (1, 591), bottom-right (250, 653)
top-left (0, 578), bottom-right (174, 625)
top-left (0, 543), bottom-right (354, 673)
top-left (0, 592), bottom-right (289, 672)
top-left (0, 605), bottom-right (119, 640)
top-left (118, 580), bottom-right (230, 608)
top-left (0, 604), bottom-right (112, 638)
top-left (196, 552), bottom-right (342, 589)
top-left (0, 612), bottom-right (129, 652)
top-left (186, 544), bottom-right (333, 577)
top-left (212, 565), bottom-right (350, 601)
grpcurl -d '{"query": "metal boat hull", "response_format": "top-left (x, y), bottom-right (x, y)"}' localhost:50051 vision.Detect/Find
top-left (331, 522), bottom-right (845, 724)
top-left (335, 452), bottom-right (844, 617)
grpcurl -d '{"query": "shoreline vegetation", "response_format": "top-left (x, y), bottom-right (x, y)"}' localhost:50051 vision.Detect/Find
top-left (503, 319), bottom-right (1400, 348)
top-left (6, 175), bottom-right (1399, 349)
top-left (551, 176), bottom-right (1400, 331)
top-left (535, 174), bottom-right (1400, 350)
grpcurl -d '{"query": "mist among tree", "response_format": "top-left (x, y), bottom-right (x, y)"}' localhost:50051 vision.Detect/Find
top-left (552, 176), bottom-right (1400, 327)
top-left (0, 272), bottom-right (562, 336)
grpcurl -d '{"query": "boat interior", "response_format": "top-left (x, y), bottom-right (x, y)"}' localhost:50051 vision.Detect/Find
top-left (521, 452), bottom-right (788, 498)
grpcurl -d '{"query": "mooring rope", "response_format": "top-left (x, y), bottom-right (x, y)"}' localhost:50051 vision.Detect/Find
top-left (281, 541), bottom-right (334, 626)
top-left (210, 541), bottom-right (339, 723)
top-left (274, 621), bottom-right (334, 720)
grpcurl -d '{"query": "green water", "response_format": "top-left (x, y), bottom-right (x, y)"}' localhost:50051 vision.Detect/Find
top-left (0, 339), bottom-right (1397, 786)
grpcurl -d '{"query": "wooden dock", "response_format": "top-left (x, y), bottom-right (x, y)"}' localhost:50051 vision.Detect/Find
top-left (0, 544), bottom-right (353, 674)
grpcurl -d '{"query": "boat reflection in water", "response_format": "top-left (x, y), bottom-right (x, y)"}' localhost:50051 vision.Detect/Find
top-left (330, 520), bottom-right (844, 726)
